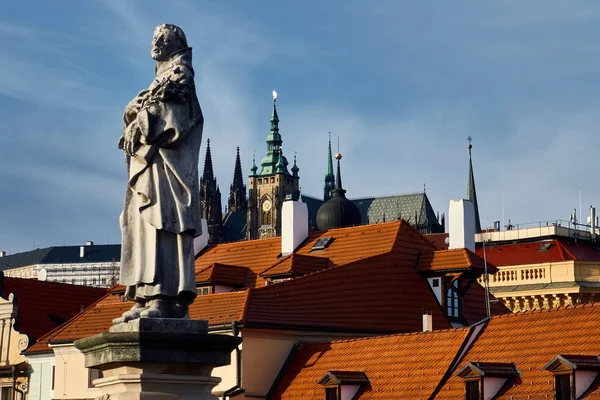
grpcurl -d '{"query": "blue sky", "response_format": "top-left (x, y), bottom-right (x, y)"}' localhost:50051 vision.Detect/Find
top-left (2, 1), bottom-right (600, 253)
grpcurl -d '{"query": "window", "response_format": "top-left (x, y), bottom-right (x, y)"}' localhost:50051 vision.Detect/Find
top-left (201, 287), bottom-right (209, 295)
top-left (447, 279), bottom-right (460, 318)
top-left (88, 368), bottom-right (103, 388)
top-left (432, 278), bottom-right (440, 288)
top-left (325, 387), bottom-right (338, 400)
top-left (1, 388), bottom-right (13, 400)
top-left (555, 374), bottom-right (572, 400)
top-left (311, 237), bottom-right (333, 252)
top-left (466, 380), bottom-right (481, 400)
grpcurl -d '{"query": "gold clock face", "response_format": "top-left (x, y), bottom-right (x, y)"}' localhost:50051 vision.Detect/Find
top-left (262, 199), bottom-right (272, 212)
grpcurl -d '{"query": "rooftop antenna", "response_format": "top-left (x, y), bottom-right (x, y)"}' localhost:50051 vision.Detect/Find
top-left (580, 190), bottom-right (582, 227)
top-left (483, 239), bottom-right (491, 318)
top-left (502, 192), bottom-right (505, 232)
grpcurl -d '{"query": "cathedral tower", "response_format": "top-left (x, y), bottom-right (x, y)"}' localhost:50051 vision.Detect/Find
top-left (247, 91), bottom-right (300, 239)
top-left (199, 139), bottom-right (224, 244)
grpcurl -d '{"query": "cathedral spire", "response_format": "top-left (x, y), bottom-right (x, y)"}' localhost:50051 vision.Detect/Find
top-left (202, 138), bottom-right (214, 182)
top-left (258, 90), bottom-right (290, 176)
top-left (324, 133), bottom-right (335, 201)
top-left (232, 146), bottom-right (243, 187)
top-left (200, 138), bottom-right (223, 244)
top-left (467, 136), bottom-right (482, 233)
top-left (228, 146), bottom-right (247, 213)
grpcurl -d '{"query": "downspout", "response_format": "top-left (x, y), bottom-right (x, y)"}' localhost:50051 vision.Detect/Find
top-left (12, 366), bottom-right (25, 400)
top-left (222, 320), bottom-right (242, 400)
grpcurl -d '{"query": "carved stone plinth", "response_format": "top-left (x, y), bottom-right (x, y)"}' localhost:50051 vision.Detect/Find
top-left (74, 319), bottom-right (241, 400)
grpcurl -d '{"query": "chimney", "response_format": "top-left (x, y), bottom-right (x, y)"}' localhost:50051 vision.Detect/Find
top-left (193, 219), bottom-right (209, 256)
top-left (422, 308), bottom-right (432, 332)
top-left (0, 251), bottom-right (5, 258)
top-left (448, 199), bottom-right (475, 252)
top-left (282, 199), bottom-right (309, 256)
top-left (86, 241), bottom-right (94, 246)
top-left (80, 246), bottom-right (85, 258)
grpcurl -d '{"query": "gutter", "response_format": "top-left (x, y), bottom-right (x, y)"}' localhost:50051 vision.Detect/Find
top-left (222, 320), bottom-right (243, 400)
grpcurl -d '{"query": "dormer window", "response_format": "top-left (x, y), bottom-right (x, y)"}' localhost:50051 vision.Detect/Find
top-left (455, 362), bottom-right (519, 400)
top-left (542, 354), bottom-right (600, 400)
top-left (317, 371), bottom-right (368, 400)
top-left (325, 387), bottom-right (338, 400)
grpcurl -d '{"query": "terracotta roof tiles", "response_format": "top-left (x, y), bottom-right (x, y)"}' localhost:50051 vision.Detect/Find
top-left (245, 222), bottom-right (449, 333)
top-left (475, 238), bottom-right (600, 267)
top-left (28, 291), bottom-right (250, 353)
top-left (196, 263), bottom-right (249, 287)
top-left (437, 302), bottom-right (600, 398)
top-left (261, 254), bottom-right (332, 278)
top-left (195, 221), bottom-right (410, 288)
top-left (418, 248), bottom-right (497, 273)
top-left (2, 277), bottom-right (106, 344)
top-left (272, 328), bottom-right (472, 399)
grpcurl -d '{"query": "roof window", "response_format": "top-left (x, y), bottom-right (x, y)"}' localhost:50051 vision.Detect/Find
top-left (311, 237), bottom-right (333, 252)
top-left (317, 371), bottom-right (368, 400)
top-left (538, 241), bottom-right (553, 252)
top-left (542, 354), bottom-right (600, 399)
top-left (455, 362), bottom-right (519, 400)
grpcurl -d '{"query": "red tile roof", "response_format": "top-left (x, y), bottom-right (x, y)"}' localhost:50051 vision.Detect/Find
top-left (272, 328), bottom-right (472, 399)
top-left (418, 248), bottom-right (497, 273)
top-left (245, 222), bottom-right (449, 333)
top-left (475, 238), bottom-right (600, 267)
top-left (196, 263), bottom-right (249, 287)
top-left (195, 221), bottom-right (410, 288)
top-left (260, 254), bottom-right (332, 278)
top-left (425, 233), bottom-right (449, 250)
top-left (437, 303), bottom-right (600, 399)
top-left (2, 277), bottom-right (106, 344)
top-left (28, 290), bottom-right (250, 353)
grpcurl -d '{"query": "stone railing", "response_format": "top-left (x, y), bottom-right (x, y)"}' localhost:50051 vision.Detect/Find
top-left (478, 265), bottom-right (549, 286)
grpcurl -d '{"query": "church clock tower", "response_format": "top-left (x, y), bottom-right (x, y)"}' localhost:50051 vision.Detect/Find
top-left (247, 91), bottom-right (300, 240)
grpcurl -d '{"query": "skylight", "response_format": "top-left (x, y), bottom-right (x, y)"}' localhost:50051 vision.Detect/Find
top-left (311, 237), bottom-right (333, 251)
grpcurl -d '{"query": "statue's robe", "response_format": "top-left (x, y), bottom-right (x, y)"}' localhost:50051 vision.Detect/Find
top-left (120, 48), bottom-right (202, 303)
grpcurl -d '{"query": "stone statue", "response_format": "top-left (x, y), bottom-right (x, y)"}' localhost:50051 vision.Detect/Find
top-left (114, 24), bottom-right (202, 323)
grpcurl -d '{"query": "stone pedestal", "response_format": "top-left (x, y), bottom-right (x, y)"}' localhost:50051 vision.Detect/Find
top-left (74, 319), bottom-right (241, 400)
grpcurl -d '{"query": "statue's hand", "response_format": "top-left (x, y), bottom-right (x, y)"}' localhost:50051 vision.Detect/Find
top-left (122, 122), bottom-right (142, 156)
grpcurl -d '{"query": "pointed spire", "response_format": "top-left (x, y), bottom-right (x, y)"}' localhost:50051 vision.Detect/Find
top-left (229, 146), bottom-right (248, 213)
top-left (250, 151), bottom-right (258, 176)
top-left (333, 152), bottom-right (346, 196)
top-left (202, 138), bottom-right (214, 181)
top-left (232, 147), bottom-right (243, 187)
top-left (467, 136), bottom-right (482, 233)
top-left (292, 152), bottom-right (299, 177)
top-left (326, 133), bottom-right (334, 177)
top-left (270, 90), bottom-right (279, 137)
top-left (324, 133), bottom-right (335, 201)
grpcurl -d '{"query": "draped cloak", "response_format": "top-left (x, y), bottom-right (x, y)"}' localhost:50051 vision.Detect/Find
top-left (119, 48), bottom-right (202, 302)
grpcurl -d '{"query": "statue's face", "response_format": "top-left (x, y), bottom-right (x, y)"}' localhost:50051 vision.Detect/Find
top-left (151, 26), bottom-right (180, 61)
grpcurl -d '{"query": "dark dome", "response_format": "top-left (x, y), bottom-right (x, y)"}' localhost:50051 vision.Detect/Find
top-left (316, 189), bottom-right (362, 231)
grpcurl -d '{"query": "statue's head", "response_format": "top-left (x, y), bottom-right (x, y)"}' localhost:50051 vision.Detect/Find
top-left (151, 24), bottom-right (188, 61)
